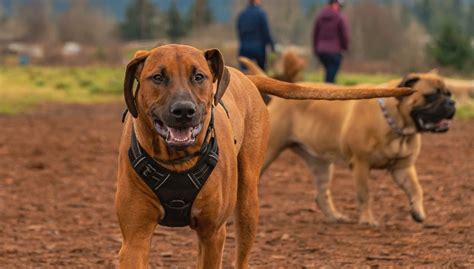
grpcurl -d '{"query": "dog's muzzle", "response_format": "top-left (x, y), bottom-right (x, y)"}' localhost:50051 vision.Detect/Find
top-left (411, 98), bottom-right (456, 133)
top-left (152, 101), bottom-right (205, 148)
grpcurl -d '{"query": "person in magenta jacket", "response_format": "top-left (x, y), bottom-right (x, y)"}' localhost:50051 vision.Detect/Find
top-left (313, 0), bottom-right (350, 83)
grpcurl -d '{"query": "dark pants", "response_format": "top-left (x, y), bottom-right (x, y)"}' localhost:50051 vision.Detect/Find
top-left (239, 47), bottom-right (266, 71)
top-left (239, 47), bottom-right (271, 104)
top-left (317, 53), bottom-right (342, 83)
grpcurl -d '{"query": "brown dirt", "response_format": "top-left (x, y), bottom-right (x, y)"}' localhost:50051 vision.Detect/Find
top-left (1, 103), bottom-right (473, 268)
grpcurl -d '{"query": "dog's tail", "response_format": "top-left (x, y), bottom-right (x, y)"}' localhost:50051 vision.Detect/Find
top-left (247, 75), bottom-right (415, 100)
top-left (239, 57), bottom-right (267, 77)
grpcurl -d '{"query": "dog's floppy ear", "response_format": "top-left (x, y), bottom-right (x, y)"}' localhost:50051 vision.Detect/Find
top-left (124, 50), bottom-right (149, 118)
top-left (204, 49), bottom-right (230, 105)
top-left (398, 75), bottom-right (420, 88)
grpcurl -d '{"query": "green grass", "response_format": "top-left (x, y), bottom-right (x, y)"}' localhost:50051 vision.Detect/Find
top-left (1, 66), bottom-right (473, 119)
top-left (0, 66), bottom-right (123, 114)
top-left (455, 102), bottom-right (474, 119)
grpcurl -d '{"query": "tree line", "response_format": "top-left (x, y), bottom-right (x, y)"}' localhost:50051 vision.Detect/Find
top-left (0, 0), bottom-right (472, 71)
top-left (120, 0), bottom-right (213, 42)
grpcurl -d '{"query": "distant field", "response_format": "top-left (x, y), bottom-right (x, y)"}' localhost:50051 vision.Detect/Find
top-left (0, 66), bottom-right (472, 117)
top-left (0, 66), bottom-right (123, 114)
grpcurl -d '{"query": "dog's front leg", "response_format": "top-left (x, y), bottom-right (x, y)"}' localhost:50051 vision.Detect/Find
top-left (391, 165), bottom-right (426, 222)
top-left (116, 189), bottom-right (160, 269)
top-left (196, 224), bottom-right (226, 269)
top-left (352, 158), bottom-right (377, 226)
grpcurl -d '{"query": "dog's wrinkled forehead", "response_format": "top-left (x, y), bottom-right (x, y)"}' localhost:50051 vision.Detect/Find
top-left (412, 74), bottom-right (448, 94)
top-left (141, 45), bottom-right (211, 78)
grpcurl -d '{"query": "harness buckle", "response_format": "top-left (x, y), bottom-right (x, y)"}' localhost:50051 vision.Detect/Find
top-left (166, 200), bottom-right (189, 210)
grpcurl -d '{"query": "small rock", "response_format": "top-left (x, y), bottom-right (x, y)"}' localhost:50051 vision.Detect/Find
top-left (161, 251), bottom-right (173, 257)
top-left (271, 255), bottom-right (286, 260)
top-left (281, 233), bottom-right (290, 240)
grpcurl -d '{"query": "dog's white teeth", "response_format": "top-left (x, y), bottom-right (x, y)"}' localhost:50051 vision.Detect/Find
top-left (168, 127), bottom-right (193, 143)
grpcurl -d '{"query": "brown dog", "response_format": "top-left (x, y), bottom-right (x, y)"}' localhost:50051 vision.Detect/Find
top-left (115, 44), bottom-right (414, 268)
top-left (240, 57), bottom-right (456, 226)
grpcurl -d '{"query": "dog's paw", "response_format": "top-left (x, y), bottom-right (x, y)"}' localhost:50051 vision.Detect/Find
top-left (358, 215), bottom-right (379, 227)
top-left (410, 203), bottom-right (426, 223)
top-left (325, 214), bottom-right (352, 224)
top-left (333, 213), bottom-right (351, 223)
top-left (411, 209), bottom-right (426, 223)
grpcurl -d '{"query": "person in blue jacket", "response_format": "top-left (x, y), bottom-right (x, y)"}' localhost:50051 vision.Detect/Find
top-left (237, 0), bottom-right (275, 71)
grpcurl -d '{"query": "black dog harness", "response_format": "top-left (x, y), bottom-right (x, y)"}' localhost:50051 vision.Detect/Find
top-left (128, 114), bottom-right (219, 227)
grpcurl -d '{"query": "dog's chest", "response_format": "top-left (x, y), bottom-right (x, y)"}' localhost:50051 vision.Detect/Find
top-left (368, 136), bottom-right (420, 169)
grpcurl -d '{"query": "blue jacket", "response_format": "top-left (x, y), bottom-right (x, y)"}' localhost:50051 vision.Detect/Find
top-left (237, 4), bottom-right (274, 56)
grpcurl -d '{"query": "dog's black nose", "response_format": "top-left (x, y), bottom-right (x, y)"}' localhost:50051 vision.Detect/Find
top-left (170, 101), bottom-right (197, 119)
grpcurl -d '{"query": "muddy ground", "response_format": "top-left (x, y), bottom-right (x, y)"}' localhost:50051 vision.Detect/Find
top-left (0, 103), bottom-right (472, 268)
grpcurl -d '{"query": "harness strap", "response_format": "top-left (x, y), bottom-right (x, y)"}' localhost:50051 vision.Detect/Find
top-left (128, 121), bottom-right (219, 227)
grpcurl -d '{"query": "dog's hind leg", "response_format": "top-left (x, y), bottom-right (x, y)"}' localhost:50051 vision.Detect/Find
top-left (234, 112), bottom-right (269, 269)
top-left (391, 165), bottom-right (426, 222)
top-left (292, 145), bottom-right (350, 223)
top-left (261, 143), bottom-right (286, 174)
top-left (352, 158), bottom-right (378, 226)
top-left (260, 107), bottom-right (291, 174)
top-left (313, 161), bottom-right (350, 223)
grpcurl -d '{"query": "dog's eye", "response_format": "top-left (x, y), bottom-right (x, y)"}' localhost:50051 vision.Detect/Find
top-left (194, 74), bottom-right (205, 82)
top-left (424, 92), bottom-right (439, 102)
top-left (152, 74), bottom-right (165, 83)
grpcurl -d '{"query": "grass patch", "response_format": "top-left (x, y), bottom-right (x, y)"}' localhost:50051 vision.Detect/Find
top-left (0, 66), bottom-right (123, 114)
top-left (2, 66), bottom-right (473, 119)
top-left (455, 102), bottom-right (474, 119)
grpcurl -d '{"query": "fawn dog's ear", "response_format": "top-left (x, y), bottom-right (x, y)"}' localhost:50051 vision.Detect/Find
top-left (204, 49), bottom-right (230, 105)
top-left (396, 75), bottom-right (420, 100)
top-left (124, 50), bottom-right (150, 118)
top-left (398, 75), bottom-right (420, 88)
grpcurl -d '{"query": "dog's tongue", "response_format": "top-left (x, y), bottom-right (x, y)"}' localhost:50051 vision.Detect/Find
top-left (168, 127), bottom-right (193, 142)
top-left (435, 119), bottom-right (451, 128)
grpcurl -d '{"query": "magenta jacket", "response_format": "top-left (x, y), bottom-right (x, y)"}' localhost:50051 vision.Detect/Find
top-left (312, 7), bottom-right (350, 54)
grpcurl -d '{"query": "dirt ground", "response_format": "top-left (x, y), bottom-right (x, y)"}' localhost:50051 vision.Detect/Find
top-left (1, 103), bottom-right (473, 268)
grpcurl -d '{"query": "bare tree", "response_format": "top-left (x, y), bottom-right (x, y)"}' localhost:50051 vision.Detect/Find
top-left (345, 0), bottom-right (428, 71)
top-left (57, 1), bottom-right (117, 45)
top-left (14, 0), bottom-right (56, 43)
top-left (189, 0), bottom-right (213, 30)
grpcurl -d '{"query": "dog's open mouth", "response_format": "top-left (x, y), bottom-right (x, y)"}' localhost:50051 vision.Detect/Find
top-left (418, 118), bottom-right (452, 132)
top-left (154, 120), bottom-right (203, 147)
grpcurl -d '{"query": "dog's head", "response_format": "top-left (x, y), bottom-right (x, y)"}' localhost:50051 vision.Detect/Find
top-left (124, 45), bottom-right (230, 148)
top-left (397, 73), bottom-right (456, 133)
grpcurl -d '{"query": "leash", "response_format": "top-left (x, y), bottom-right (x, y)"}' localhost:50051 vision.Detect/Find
top-left (377, 98), bottom-right (415, 136)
